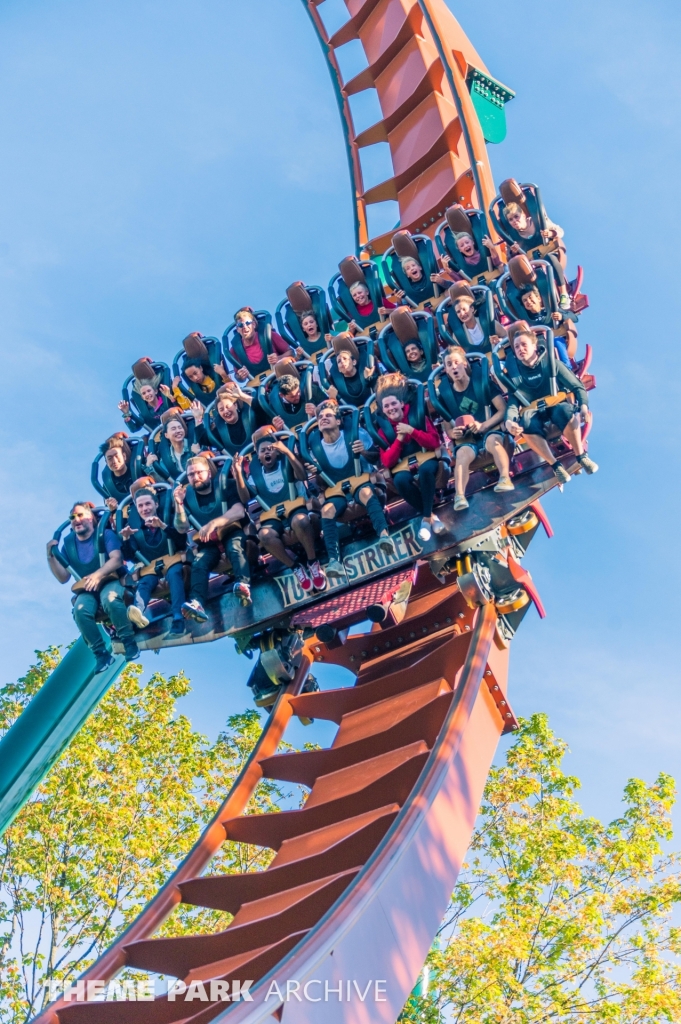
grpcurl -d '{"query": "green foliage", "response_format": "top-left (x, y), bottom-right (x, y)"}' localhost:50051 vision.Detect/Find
top-left (402, 713), bottom-right (681, 1024)
top-left (0, 649), bottom-right (287, 1023)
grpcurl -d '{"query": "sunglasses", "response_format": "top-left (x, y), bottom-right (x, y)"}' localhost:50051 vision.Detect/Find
top-left (237, 318), bottom-right (255, 327)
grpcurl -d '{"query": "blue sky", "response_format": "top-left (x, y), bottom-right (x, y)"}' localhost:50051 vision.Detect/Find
top-left (1, 0), bottom-right (679, 824)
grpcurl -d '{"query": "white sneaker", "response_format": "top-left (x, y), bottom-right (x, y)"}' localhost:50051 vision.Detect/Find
top-left (127, 605), bottom-right (149, 629)
top-left (418, 519), bottom-right (432, 543)
top-left (431, 515), bottom-right (446, 536)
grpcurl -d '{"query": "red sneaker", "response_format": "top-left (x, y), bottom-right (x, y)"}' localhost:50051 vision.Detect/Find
top-left (308, 560), bottom-right (327, 591)
top-left (292, 563), bottom-right (312, 592)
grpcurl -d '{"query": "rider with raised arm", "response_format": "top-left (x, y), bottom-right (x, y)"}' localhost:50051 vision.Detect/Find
top-left (46, 502), bottom-right (138, 672)
top-left (120, 480), bottom-right (188, 637)
top-left (375, 374), bottom-right (445, 542)
top-left (436, 347), bottom-right (513, 510)
top-left (305, 399), bottom-right (395, 578)
top-left (502, 324), bottom-right (598, 483)
top-left (119, 358), bottom-right (177, 432)
top-left (232, 426), bottom-right (326, 593)
top-left (173, 454), bottom-right (252, 620)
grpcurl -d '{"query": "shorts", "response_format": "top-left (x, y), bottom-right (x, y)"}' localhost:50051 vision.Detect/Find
top-left (455, 429), bottom-right (507, 457)
top-left (518, 402), bottom-right (576, 437)
top-left (259, 512), bottom-right (308, 536)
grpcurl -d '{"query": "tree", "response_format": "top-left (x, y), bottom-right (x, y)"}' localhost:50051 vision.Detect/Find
top-left (401, 713), bottom-right (681, 1024)
top-left (0, 648), bottom-right (288, 1024)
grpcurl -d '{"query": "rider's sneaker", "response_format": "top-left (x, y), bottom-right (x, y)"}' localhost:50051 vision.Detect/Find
top-left (182, 599), bottom-right (208, 622)
top-left (417, 519), bottom-right (432, 543)
top-left (308, 561), bottom-right (327, 591)
top-left (127, 604), bottom-right (149, 629)
top-left (253, 681), bottom-right (281, 708)
top-left (94, 651), bottom-right (114, 674)
top-left (494, 476), bottom-right (515, 493)
top-left (123, 641), bottom-right (140, 662)
top-left (234, 581), bottom-right (252, 606)
top-left (553, 463), bottom-right (571, 485)
top-left (453, 494), bottom-right (469, 511)
top-left (378, 534), bottom-right (396, 556)
top-left (326, 559), bottom-right (346, 578)
top-left (292, 563), bottom-right (312, 592)
top-left (576, 453), bottom-right (598, 475)
top-left (169, 618), bottom-right (188, 636)
top-left (431, 515), bottom-right (446, 536)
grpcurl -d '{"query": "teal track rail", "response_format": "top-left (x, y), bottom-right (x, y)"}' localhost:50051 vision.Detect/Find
top-left (0, 639), bottom-right (124, 837)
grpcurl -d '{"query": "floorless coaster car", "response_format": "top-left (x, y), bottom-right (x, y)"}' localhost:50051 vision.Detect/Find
top-left (328, 255), bottom-right (388, 334)
top-left (91, 436), bottom-right (146, 503)
top-left (377, 309), bottom-right (439, 383)
top-left (435, 203), bottom-right (502, 284)
top-left (222, 309), bottom-right (279, 387)
top-left (172, 334), bottom-right (225, 403)
top-left (382, 230), bottom-right (441, 308)
top-left (275, 282), bottom-right (333, 360)
top-left (120, 449), bottom-right (566, 658)
top-left (145, 413), bottom-right (199, 483)
top-left (436, 282), bottom-right (500, 355)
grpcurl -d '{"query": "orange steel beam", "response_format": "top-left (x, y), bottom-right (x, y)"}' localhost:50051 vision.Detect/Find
top-left (45, 586), bottom-right (512, 1024)
top-left (31, 652), bottom-right (313, 1024)
top-left (307, 0), bottom-right (499, 253)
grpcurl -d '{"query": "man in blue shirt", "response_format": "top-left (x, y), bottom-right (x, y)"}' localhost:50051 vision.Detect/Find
top-left (46, 501), bottom-right (139, 672)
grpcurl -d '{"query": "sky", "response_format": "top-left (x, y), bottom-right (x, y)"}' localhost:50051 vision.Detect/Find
top-left (0, 0), bottom-right (680, 826)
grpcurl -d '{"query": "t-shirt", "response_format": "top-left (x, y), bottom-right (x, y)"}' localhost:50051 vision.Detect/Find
top-left (464, 320), bottom-right (485, 347)
top-left (505, 348), bottom-right (587, 419)
top-left (240, 329), bottom-right (290, 366)
top-left (62, 528), bottom-right (120, 567)
top-left (194, 477), bottom-right (240, 509)
top-left (321, 428), bottom-right (373, 473)
top-left (247, 459), bottom-right (306, 499)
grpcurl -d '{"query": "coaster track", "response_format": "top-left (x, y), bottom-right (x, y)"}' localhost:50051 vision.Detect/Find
top-left (3, 2), bottom-right (570, 1021)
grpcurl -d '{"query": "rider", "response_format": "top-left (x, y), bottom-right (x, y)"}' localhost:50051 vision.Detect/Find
top-left (46, 502), bottom-right (138, 672)
top-left (444, 283), bottom-right (506, 356)
top-left (232, 426), bottom-right (326, 593)
top-left (99, 434), bottom-right (136, 507)
top-left (173, 454), bottom-right (252, 620)
top-left (147, 409), bottom-right (201, 481)
top-left (323, 333), bottom-right (377, 408)
top-left (120, 480), bottom-right (188, 636)
top-left (262, 360), bottom-right (325, 431)
top-left (503, 201), bottom-right (571, 311)
top-left (306, 399), bottom-right (395, 578)
top-left (502, 324), bottom-right (598, 483)
top-left (195, 382), bottom-right (256, 455)
top-left (518, 285), bottom-right (574, 366)
top-left (436, 347), bottom-right (513, 510)
top-left (229, 307), bottom-right (293, 383)
top-left (375, 374), bottom-right (444, 542)
top-left (119, 358), bottom-right (176, 432)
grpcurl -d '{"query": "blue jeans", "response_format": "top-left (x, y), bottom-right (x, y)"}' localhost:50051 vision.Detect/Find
top-left (135, 562), bottom-right (186, 621)
top-left (72, 579), bottom-right (134, 656)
